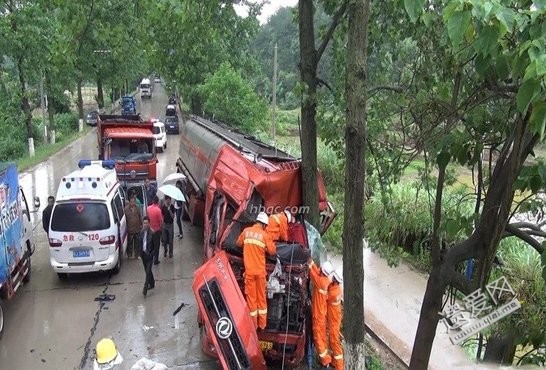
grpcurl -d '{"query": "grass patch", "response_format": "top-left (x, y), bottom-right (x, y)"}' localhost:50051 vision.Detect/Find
top-left (16, 126), bottom-right (92, 171)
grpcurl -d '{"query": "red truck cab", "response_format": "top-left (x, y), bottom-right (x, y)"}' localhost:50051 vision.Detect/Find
top-left (97, 114), bottom-right (158, 187)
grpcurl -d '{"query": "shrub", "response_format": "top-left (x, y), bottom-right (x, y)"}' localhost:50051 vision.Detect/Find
top-left (198, 62), bottom-right (269, 133)
top-left (365, 183), bottom-right (475, 267)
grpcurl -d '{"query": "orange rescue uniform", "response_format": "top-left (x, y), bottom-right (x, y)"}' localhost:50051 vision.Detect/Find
top-left (236, 223), bottom-right (276, 329)
top-left (328, 282), bottom-right (343, 370)
top-left (266, 212), bottom-right (289, 241)
top-left (309, 260), bottom-right (332, 366)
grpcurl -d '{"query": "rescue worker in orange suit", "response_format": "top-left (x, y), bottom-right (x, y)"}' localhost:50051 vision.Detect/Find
top-left (328, 269), bottom-right (344, 370)
top-left (266, 209), bottom-right (292, 241)
top-left (236, 212), bottom-right (277, 330)
top-left (308, 258), bottom-right (334, 367)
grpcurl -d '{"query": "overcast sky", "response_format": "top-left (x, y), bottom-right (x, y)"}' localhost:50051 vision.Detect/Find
top-left (234, 0), bottom-right (298, 24)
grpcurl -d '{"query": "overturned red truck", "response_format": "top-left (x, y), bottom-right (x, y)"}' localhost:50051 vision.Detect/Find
top-left (97, 114), bottom-right (158, 187)
top-left (177, 115), bottom-right (336, 369)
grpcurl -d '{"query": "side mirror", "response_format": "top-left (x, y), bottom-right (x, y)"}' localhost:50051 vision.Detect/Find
top-left (34, 196), bottom-right (40, 209)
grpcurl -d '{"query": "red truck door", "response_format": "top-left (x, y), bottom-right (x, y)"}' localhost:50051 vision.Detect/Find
top-left (192, 251), bottom-right (266, 370)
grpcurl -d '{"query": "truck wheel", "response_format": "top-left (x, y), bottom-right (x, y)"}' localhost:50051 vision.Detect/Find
top-left (112, 249), bottom-right (121, 275)
top-left (0, 299), bottom-right (4, 340)
top-left (57, 273), bottom-right (68, 280)
top-left (22, 259), bottom-right (31, 283)
top-left (0, 299), bottom-right (4, 339)
top-left (164, 142), bottom-right (167, 149)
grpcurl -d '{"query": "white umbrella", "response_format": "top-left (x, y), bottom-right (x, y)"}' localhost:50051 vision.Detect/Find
top-left (162, 172), bottom-right (187, 185)
top-left (158, 184), bottom-right (186, 202)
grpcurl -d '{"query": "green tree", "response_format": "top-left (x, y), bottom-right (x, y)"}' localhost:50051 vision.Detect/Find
top-left (197, 62), bottom-right (268, 132)
top-left (393, 1), bottom-right (546, 368)
top-left (147, 0), bottom-right (260, 114)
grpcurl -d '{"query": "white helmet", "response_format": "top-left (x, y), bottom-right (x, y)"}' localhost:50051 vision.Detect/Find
top-left (284, 209), bottom-right (292, 223)
top-left (256, 212), bottom-right (269, 225)
top-left (332, 269), bottom-right (343, 283)
top-left (321, 260), bottom-right (334, 276)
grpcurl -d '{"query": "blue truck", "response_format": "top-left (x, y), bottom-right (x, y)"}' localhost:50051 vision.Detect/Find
top-left (120, 96), bottom-right (137, 115)
top-left (0, 163), bottom-right (39, 339)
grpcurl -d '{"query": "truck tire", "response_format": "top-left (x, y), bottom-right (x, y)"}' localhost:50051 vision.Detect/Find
top-left (0, 299), bottom-right (4, 341)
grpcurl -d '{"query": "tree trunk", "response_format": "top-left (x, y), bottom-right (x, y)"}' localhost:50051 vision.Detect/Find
top-left (97, 77), bottom-right (104, 110)
top-left (409, 263), bottom-right (450, 369)
top-left (16, 57), bottom-right (34, 157)
top-left (45, 72), bottom-right (56, 144)
top-left (343, 0), bottom-right (370, 367)
top-left (191, 94), bottom-right (203, 115)
top-left (483, 333), bottom-right (516, 365)
top-left (409, 116), bottom-right (537, 369)
top-left (298, 0), bottom-right (320, 229)
top-left (77, 79), bottom-right (84, 132)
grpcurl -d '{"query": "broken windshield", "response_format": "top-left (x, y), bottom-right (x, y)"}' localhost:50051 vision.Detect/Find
top-left (108, 138), bottom-right (154, 161)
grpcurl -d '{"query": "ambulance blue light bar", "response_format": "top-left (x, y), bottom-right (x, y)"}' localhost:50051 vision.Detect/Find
top-left (78, 160), bottom-right (116, 170)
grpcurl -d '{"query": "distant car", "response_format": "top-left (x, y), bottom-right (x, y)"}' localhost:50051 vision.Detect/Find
top-left (164, 116), bottom-right (179, 134)
top-left (86, 111), bottom-right (99, 126)
top-left (152, 120), bottom-right (167, 152)
top-left (120, 96), bottom-right (136, 114)
top-left (154, 76), bottom-right (161, 83)
top-left (165, 104), bottom-right (176, 117)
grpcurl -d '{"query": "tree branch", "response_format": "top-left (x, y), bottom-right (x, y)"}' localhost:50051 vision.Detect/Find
top-left (504, 223), bottom-right (544, 254)
top-left (316, 0), bottom-right (348, 62)
top-left (367, 85), bottom-right (405, 95)
top-left (317, 77), bottom-right (333, 91)
top-left (448, 268), bottom-right (473, 295)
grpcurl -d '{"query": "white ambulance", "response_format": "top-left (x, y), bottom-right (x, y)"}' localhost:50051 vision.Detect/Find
top-left (48, 160), bottom-right (127, 279)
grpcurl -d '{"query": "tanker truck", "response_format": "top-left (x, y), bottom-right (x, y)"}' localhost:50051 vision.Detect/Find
top-left (178, 115), bottom-right (336, 368)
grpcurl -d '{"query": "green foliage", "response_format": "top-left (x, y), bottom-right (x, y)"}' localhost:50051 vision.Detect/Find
top-left (147, 0), bottom-right (260, 110)
top-left (197, 62), bottom-right (268, 132)
top-left (485, 239), bottom-right (546, 359)
top-left (365, 183), bottom-right (475, 267)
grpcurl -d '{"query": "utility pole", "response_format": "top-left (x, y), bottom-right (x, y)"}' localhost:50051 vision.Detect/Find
top-left (272, 43), bottom-right (278, 155)
top-left (40, 73), bottom-right (47, 142)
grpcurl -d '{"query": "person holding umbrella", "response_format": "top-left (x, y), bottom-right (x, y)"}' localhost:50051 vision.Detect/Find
top-left (174, 180), bottom-right (184, 239)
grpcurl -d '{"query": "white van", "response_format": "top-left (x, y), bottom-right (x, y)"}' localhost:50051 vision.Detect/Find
top-left (48, 160), bottom-right (127, 279)
top-left (140, 78), bottom-right (152, 99)
top-left (152, 120), bottom-right (167, 152)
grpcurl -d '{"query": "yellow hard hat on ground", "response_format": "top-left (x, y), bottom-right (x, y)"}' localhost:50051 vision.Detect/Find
top-left (94, 337), bottom-right (123, 370)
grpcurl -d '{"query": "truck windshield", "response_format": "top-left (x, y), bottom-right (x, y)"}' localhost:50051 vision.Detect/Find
top-left (140, 84), bottom-right (150, 89)
top-left (152, 126), bottom-right (160, 134)
top-left (51, 203), bottom-right (110, 231)
top-left (109, 138), bottom-right (154, 161)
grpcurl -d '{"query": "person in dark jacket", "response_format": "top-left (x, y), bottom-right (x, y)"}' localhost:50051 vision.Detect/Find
top-left (140, 217), bottom-right (155, 296)
top-left (42, 196), bottom-right (55, 235)
top-left (144, 179), bottom-right (156, 204)
top-left (161, 196), bottom-right (175, 258)
top-left (174, 181), bottom-right (184, 239)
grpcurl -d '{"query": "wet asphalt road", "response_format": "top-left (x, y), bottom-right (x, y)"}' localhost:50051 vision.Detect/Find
top-left (0, 85), bottom-right (218, 370)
